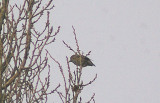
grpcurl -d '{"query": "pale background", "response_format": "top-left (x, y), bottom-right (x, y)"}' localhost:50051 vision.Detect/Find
top-left (49, 0), bottom-right (160, 103)
top-left (8, 0), bottom-right (160, 103)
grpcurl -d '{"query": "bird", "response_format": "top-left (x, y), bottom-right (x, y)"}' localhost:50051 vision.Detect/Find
top-left (69, 54), bottom-right (95, 67)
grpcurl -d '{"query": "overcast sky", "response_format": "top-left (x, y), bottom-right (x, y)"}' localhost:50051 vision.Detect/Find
top-left (47, 0), bottom-right (160, 103)
top-left (7, 0), bottom-right (160, 102)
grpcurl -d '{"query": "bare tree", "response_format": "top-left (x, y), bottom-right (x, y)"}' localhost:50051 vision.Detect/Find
top-left (47, 26), bottom-right (97, 103)
top-left (0, 0), bottom-right (96, 102)
top-left (0, 0), bottom-right (60, 102)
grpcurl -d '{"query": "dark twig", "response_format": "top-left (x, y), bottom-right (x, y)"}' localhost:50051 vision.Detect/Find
top-left (86, 51), bottom-right (91, 57)
top-left (86, 93), bottom-right (95, 103)
top-left (72, 26), bottom-right (80, 55)
top-left (82, 74), bottom-right (97, 87)
top-left (63, 41), bottom-right (76, 53)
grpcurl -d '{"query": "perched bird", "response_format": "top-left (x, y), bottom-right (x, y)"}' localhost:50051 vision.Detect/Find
top-left (69, 54), bottom-right (95, 67)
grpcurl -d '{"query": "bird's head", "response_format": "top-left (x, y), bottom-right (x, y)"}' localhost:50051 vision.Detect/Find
top-left (69, 55), bottom-right (77, 63)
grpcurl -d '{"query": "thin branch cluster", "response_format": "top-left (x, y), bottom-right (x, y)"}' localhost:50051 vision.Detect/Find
top-left (49, 26), bottom-right (97, 103)
top-left (0, 0), bottom-right (97, 102)
top-left (0, 0), bottom-right (60, 102)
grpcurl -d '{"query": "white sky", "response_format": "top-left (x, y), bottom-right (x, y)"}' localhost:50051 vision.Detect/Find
top-left (48, 0), bottom-right (160, 103)
top-left (7, 0), bottom-right (160, 102)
